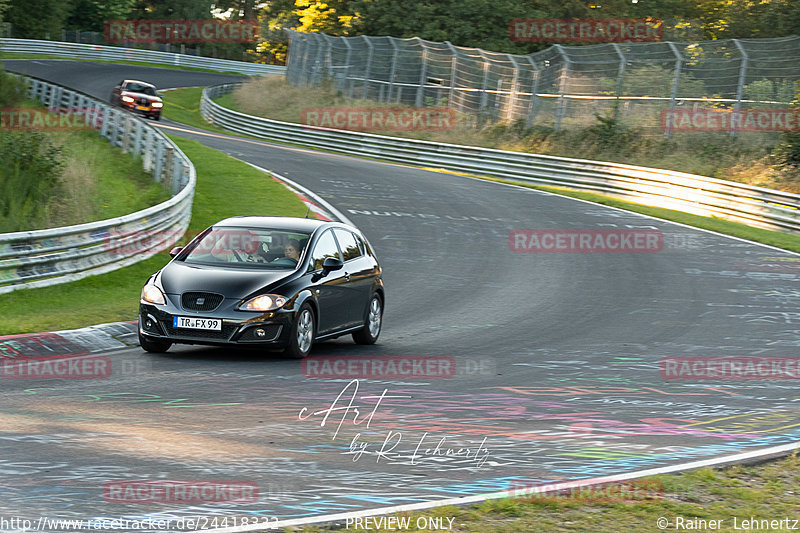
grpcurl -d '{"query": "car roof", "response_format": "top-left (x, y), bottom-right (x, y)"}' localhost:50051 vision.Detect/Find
top-left (214, 216), bottom-right (334, 232)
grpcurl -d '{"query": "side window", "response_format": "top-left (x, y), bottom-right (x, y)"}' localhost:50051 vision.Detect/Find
top-left (333, 229), bottom-right (362, 261)
top-left (309, 230), bottom-right (341, 270)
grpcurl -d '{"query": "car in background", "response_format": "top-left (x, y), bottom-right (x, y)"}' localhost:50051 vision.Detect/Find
top-left (110, 79), bottom-right (163, 120)
top-left (138, 217), bottom-right (385, 358)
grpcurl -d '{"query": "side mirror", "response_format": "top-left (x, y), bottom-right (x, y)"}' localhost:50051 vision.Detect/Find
top-left (322, 257), bottom-right (343, 272)
top-left (169, 246), bottom-right (183, 258)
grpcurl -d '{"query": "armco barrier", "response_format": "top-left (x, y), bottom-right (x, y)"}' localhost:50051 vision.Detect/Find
top-left (201, 83), bottom-right (800, 234)
top-left (0, 38), bottom-right (285, 76)
top-left (0, 75), bottom-right (196, 294)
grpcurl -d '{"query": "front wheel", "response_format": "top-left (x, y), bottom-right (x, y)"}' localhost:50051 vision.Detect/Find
top-left (353, 294), bottom-right (382, 345)
top-left (139, 332), bottom-right (172, 353)
top-left (284, 303), bottom-right (315, 358)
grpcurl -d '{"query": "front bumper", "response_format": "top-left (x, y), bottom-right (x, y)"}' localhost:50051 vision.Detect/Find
top-left (139, 300), bottom-right (293, 348)
top-left (121, 102), bottom-right (161, 117)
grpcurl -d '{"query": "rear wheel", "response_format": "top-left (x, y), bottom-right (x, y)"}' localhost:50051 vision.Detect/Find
top-left (284, 303), bottom-right (315, 358)
top-left (138, 332), bottom-right (172, 353)
top-left (353, 294), bottom-right (382, 345)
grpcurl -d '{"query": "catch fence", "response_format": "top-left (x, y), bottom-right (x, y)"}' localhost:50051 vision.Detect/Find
top-left (286, 30), bottom-right (800, 138)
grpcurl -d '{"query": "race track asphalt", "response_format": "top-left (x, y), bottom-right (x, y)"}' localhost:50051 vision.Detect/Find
top-left (2, 59), bottom-right (798, 530)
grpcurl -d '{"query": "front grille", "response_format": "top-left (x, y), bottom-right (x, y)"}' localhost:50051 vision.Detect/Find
top-left (182, 292), bottom-right (224, 312)
top-left (138, 97), bottom-right (149, 105)
top-left (162, 320), bottom-right (237, 340)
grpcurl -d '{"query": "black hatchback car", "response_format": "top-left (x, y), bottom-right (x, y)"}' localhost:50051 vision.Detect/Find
top-left (138, 217), bottom-right (384, 358)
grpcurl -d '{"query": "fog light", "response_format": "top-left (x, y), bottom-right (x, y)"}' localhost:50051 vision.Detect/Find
top-left (255, 328), bottom-right (266, 337)
top-left (146, 319), bottom-right (153, 329)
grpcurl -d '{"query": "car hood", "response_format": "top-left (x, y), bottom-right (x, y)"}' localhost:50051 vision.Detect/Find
top-left (122, 91), bottom-right (161, 102)
top-left (158, 261), bottom-right (293, 299)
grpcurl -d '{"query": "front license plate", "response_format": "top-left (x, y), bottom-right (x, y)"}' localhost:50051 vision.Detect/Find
top-left (173, 316), bottom-right (222, 330)
top-left (136, 105), bottom-right (149, 110)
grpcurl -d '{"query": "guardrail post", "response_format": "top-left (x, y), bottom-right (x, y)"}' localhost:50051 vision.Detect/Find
top-left (172, 151), bottom-right (184, 196)
top-left (732, 39), bottom-right (749, 138)
top-left (665, 42), bottom-right (683, 139)
top-left (132, 120), bottom-right (143, 155)
top-left (100, 108), bottom-right (113, 139)
top-left (142, 129), bottom-right (154, 172)
top-left (152, 139), bottom-right (165, 182)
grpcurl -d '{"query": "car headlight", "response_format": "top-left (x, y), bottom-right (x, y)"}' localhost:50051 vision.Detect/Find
top-left (239, 294), bottom-right (287, 312)
top-left (121, 95), bottom-right (135, 103)
top-left (141, 283), bottom-right (166, 305)
top-left (151, 102), bottom-right (163, 108)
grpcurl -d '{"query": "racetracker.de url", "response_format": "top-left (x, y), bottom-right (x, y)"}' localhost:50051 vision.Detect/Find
top-left (0, 516), bottom-right (279, 531)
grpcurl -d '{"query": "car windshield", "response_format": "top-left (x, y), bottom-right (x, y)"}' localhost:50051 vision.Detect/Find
top-left (125, 83), bottom-right (156, 96)
top-left (182, 227), bottom-right (310, 269)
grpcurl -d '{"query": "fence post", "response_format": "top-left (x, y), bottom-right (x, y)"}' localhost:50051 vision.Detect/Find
top-left (362, 35), bottom-right (374, 99)
top-left (387, 38), bottom-right (399, 103)
top-left (665, 42), bottom-right (683, 139)
top-left (507, 55), bottom-right (522, 122)
top-left (554, 45), bottom-right (570, 131)
top-left (732, 39), bottom-right (749, 138)
top-left (478, 50), bottom-right (491, 113)
top-left (415, 39), bottom-right (429, 107)
top-left (341, 36), bottom-right (354, 98)
top-left (526, 56), bottom-right (540, 127)
top-left (611, 43), bottom-right (626, 123)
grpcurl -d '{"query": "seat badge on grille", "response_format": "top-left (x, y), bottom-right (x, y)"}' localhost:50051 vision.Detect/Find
top-left (196, 297), bottom-right (205, 305)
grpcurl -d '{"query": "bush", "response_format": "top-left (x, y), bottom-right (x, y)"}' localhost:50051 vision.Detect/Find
top-left (0, 66), bottom-right (27, 107)
top-left (0, 132), bottom-right (65, 232)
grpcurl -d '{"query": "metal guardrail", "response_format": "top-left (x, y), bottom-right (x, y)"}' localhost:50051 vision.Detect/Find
top-left (201, 82), bottom-right (800, 235)
top-left (0, 38), bottom-right (286, 76)
top-left (0, 75), bottom-right (196, 294)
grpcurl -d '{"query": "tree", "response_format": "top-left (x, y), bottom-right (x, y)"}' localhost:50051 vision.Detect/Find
top-left (64, 0), bottom-right (134, 32)
top-left (0, 0), bottom-right (10, 23)
top-left (214, 0), bottom-right (257, 20)
top-left (6, 0), bottom-right (72, 39)
top-left (131, 0), bottom-right (213, 19)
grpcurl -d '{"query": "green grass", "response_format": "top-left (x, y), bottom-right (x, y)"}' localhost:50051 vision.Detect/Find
top-left (0, 52), bottom-right (248, 75)
top-left (52, 130), bottom-right (170, 225)
top-left (0, 135), bottom-right (309, 334)
top-left (161, 87), bottom-right (236, 134)
top-left (293, 454), bottom-right (800, 532)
